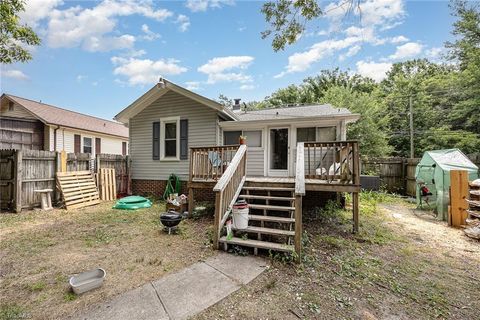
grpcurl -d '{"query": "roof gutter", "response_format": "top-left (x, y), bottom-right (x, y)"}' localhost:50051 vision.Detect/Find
top-left (219, 113), bottom-right (361, 128)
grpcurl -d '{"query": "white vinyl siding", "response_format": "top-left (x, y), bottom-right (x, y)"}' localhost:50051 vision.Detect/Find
top-left (129, 90), bottom-right (218, 180)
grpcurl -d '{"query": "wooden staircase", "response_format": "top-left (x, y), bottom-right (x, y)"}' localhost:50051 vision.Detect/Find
top-left (219, 181), bottom-right (297, 254)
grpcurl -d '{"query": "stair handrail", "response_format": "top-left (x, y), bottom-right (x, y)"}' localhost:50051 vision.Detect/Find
top-left (212, 144), bottom-right (247, 249)
top-left (293, 142), bottom-right (305, 260)
top-left (295, 142), bottom-right (306, 196)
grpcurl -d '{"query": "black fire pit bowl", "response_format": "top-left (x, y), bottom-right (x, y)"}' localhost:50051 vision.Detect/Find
top-left (160, 210), bottom-right (183, 234)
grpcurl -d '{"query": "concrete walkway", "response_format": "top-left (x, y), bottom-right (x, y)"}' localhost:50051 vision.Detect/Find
top-left (71, 253), bottom-right (267, 320)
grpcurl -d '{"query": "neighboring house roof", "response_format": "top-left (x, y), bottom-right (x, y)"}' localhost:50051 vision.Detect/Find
top-left (234, 104), bottom-right (356, 121)
top-left (1, 94), bottom-right (128, 138)
top-left (114, 78), bottom-right (238, 124)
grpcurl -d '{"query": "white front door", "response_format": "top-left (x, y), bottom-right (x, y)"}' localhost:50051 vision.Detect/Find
top-left (268, 127), bottom-right (289, 177)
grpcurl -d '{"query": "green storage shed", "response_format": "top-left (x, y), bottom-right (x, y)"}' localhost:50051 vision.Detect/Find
top-left (415, 149), bottom-right (479, 220)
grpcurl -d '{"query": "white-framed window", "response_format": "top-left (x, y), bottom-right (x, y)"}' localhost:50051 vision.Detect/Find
top-left (83, 137), bottom-right (92, 153)
top-left (223, 130), bottom-right (262, 148)
top-left (296, 126), bottom-right (336, 143)
top-left (161, 117), bottom-right (180, 160)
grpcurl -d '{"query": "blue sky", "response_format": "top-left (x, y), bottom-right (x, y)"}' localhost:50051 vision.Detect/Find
top-left (1, 0), bottom-right (454, 120)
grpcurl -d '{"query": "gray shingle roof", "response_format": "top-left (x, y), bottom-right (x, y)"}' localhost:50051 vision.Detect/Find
top-left (234, 104), bottom-right (352, 121)
top-left (4, 94), bottom-right (128, 138)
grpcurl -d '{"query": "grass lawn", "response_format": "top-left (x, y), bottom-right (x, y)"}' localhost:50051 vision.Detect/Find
top-left (0, 201), bottom-right (214, 320)
top-left (194, 193), bottom-right (480, 320)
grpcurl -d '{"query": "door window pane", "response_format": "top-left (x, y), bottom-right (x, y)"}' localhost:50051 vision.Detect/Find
top-left (83, 137), bottom-right (92, 153)
top-left (223, 131), bottom-right (242, 145)
top-left (297, 127), bottom-right (316, 142)
top-left (244, 130), bottom-right (262, 147)
top-left (270, 128), bottom-right (288, 170)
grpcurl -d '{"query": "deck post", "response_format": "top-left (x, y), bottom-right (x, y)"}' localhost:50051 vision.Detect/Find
top-left (188, 187), bottom-right (194, 216)
top-left (352, 192), bottom-right (359, 233)
top-left (294, 194), bottom-right (302, 261)
top-left (213, 191), bottom-right (222, 250)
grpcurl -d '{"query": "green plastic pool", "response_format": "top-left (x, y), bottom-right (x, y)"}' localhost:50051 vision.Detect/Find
top-left (113, 196), bottom-right (152, 210)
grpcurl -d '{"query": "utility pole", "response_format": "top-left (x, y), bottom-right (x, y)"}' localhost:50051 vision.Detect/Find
top-left (409, 95), bottom-right (414, 158)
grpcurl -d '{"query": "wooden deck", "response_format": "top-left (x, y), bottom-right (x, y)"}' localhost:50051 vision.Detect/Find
top-left (244, 177), bottom-right (360, 193)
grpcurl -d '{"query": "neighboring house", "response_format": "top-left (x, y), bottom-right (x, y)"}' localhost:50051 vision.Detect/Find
top-left (114, 79), bottom-right (359, 189)
top-left (1, 94), bottom-right (129, 157)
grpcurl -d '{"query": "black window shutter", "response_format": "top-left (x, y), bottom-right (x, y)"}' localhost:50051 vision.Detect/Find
top-left (180, 119), bottom-right (188, 160)
top-left (152, 122), bottom-right (160, 160)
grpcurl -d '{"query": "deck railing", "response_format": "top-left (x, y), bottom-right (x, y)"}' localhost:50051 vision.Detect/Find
top-left (189, 145), bottom-right (239, 181)
top-left (212, 144), bottom-right (247, 249)
top-left (302, 140), bottom-right (360, 185)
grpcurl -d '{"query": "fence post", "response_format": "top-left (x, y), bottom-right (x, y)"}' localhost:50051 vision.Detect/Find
top-left (14, 150), bottom-right (22, 213)
top-left (95, 154), bottom-right (101, 186)
top-left (126, 155), bottom-right (132, 195)
top-left (60, 150), bottom-right (67, 172)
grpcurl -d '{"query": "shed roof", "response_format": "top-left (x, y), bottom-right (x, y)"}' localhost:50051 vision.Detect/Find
top-left (235, 104), bottom-right (357, 121)
top-left (424, 149), bottom-right (478, 172)
top-left (1, 94), bottom-right (128, 138)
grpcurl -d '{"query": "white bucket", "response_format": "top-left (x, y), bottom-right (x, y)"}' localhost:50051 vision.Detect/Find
top-left (232, 207), bottom-right (249, 230)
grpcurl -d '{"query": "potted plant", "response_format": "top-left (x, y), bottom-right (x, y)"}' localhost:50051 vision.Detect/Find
top-left (239, 135), bottom-right (247, 145)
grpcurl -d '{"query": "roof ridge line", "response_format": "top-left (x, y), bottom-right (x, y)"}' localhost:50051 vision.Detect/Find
top-left (5, 93), bottom-right (123, 125)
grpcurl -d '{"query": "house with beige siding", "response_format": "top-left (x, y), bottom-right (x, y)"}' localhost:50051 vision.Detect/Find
top-left (115, 78), bottom-right (362, 256)
top-left (1, 94), bottom-right (129, 157)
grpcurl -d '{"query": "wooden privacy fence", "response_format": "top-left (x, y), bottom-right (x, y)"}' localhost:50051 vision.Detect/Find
top-left (362, 154), bottom-right (479, 196)
top-left (0, 149), bottom-right (131, 212)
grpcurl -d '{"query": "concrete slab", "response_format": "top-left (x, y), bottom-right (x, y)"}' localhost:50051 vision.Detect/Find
top-left (204, 253), bottom-right (268, 285)
top-left (70, 283), bottom-right (168, 320)
top-left (152, 262), bottom-right (239, 320)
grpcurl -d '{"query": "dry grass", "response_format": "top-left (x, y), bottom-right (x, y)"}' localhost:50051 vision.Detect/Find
top-left (0, 202), bottom-right (215, 320)
top-left (194, 194), bottom-right (480, 320)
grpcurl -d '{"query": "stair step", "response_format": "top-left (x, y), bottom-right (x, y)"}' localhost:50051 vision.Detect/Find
top-left (239, 194), bottom-right (295, 201)
top-left (243, 226), bottom-right (295, 236)
top-left (249, 215), bottom-right (295, 223)
top-left (219, 236), bottom-right (293, 252)
top-left (243, 186), bottom-right (294, 192)
top-left (248, 204), bottom-right (295, 211)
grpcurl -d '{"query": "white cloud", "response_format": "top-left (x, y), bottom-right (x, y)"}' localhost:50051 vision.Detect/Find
top-left (238, 26), bottom-right (246, 32)
top-left (339, 45), bottom-right (361, 61)
top-left (141, 24), bottom-right (161, 41)
top-left (389, 35), bottom-right (409, 44)
top-left (25, 0), bottom-right (173, 52)
top-left (176, 15), bottom-right (191, 32)
top-left (325, 0), bottom-right (405, 31)
top-left (240, 84), bottom-right (255, 91)
top-left (185, 81), bottom-right (202, 91)
top-left (356, 60), bottom-right (392, 82)
top-left (2, 70), bottom-right (29, 81)
top-left (111, 56), bottom-right (187, 86)
top-left (198, 56), bottom-right (254, 84)
top-left (185, 0), bottom-right (234, 12)
top-left (426, 47), bottom-right (443, 59)
top-left (20, 0), bottom-right (63, 28)
top-left (76, 74), bottom-right (87, 82)
top-left (389, 42), bottom-right (423, 60)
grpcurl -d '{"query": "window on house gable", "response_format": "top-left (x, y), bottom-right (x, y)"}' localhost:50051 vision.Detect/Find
top-left (161, 117), bottom-right (180, 159)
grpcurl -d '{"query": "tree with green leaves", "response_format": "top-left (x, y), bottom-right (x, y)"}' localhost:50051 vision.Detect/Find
top-left (0, 0), bottom-right (40, 64)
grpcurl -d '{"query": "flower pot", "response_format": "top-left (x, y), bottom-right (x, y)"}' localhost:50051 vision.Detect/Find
top-left (239, 138), bottom-right (246, 145)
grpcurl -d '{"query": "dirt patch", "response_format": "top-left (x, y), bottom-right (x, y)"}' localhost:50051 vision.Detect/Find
top-left (193, 196), bottom-right (480, 320)
top-left (0, 202), bottom-right (216, 320)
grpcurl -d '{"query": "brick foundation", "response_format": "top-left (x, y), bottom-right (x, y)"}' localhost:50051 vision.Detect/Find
top-left (132, 179), bottom-right (215, 203)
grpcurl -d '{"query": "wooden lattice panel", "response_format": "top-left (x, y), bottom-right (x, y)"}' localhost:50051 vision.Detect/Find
top-left (57, 171), bottom-right (100, 210)
top-left (99, 168), bottom-right (117, 201)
